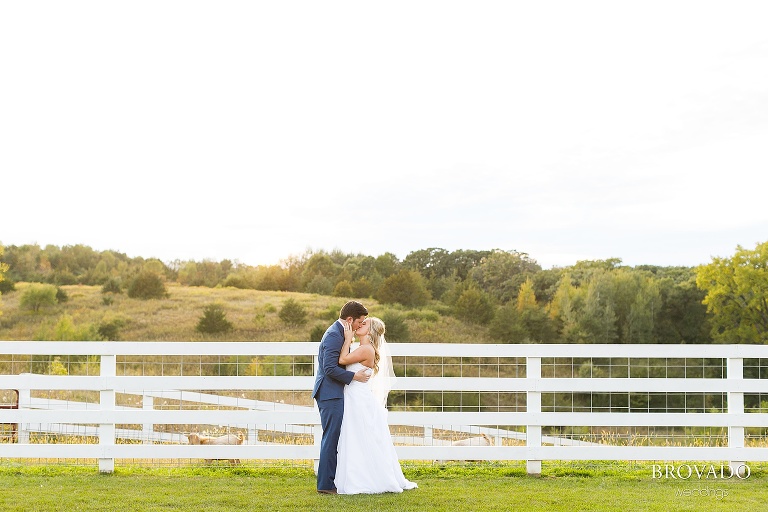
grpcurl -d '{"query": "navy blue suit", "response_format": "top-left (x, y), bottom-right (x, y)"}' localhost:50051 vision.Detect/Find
top-left (312, 320), bottom-right (355, 491)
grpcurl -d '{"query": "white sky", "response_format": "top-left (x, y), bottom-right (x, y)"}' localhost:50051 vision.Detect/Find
top-left (2, 1), bottom-right (767, 269)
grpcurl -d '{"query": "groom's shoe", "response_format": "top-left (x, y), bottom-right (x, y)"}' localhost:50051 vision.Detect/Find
top-left (317, 489), bottom-right (337, 495)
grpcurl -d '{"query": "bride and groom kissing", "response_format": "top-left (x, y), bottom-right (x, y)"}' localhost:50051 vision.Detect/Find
top-left (312, 300), bottom-right (417, 495)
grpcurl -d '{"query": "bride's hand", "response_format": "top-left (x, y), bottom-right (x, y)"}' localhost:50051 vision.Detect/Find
top-left (343, 320), bottom-right (354, 344)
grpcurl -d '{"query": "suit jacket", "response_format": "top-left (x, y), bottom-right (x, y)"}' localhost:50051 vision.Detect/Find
top-left (312, 320), bottom-right (355, 400)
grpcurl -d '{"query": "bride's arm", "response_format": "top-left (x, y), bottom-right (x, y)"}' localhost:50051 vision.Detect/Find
top-left (337, 320), bottom-right (375, 366)
top-left (339, 344), bottom-right (374, 366)
top-left (337, 320), bottom-right (355, 364)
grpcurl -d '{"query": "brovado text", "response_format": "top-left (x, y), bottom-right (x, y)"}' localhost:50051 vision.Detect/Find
top-left (652, 464), bottom-right (750, 480)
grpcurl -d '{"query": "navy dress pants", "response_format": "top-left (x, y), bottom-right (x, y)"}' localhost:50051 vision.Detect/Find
top-left (316, 397), bottom-right (344, 491)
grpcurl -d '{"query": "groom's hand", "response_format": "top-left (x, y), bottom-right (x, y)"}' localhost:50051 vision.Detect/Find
top-left (353, 368), bottom-right (372, 382)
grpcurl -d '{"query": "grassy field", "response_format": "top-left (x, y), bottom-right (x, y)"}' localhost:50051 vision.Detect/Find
top-left (0, 282), bottom-right (487, 343)
top-left (0, 463), bottom-right (765, 512)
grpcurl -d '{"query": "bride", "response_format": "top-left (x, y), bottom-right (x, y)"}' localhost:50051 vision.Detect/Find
top-left (334, 317), bottom-right (418, 494)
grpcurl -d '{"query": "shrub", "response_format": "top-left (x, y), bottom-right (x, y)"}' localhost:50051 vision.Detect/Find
top-left (454, 287), bottom-right (495, 324)
top-left (52, 270), bottom-right (78, 285)
top-left (127, 271), bottom-right (168, 299)
top-left (55, 287), bottom-right (69, 303)
top-left (309, 324), bottom-right (326, 342)
top-left (0, 279), bottom-right (15, 294)
top-left (221, 274), bottom-right (250, 289)
top-left (48, 356), bottom-right (69, 375)
top-left (320, 303), bottom-right (343, 321)
top-left (405, 309), bottom-right (440, 323)
top-left (35, 314), bottom-right (103, 341)
top-left (381, 310), bottom-right (410, 342)
top-left (279, 298), bottom-right (308, 326)
top-left (98, 314), bottom-right (129, 341)
top-left (20, 284), bottom-right (58, 312)
top-left (332, 280), bottom-right (353, 297)
top-left (101, 278), bottom-right (122, 294)
top-left (196, 304), bottom-right (234, 334)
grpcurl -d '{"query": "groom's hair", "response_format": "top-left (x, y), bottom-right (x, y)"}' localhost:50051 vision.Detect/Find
top-left (339, 301), bottom-right (368, 320)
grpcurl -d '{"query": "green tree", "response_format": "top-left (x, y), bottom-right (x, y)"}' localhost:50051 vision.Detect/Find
top-left (374, 252), bottom-right (400, 278)
top-left (612, 270), bottom-right (661, 344)
top-left (351, 277), bottom-right (375, 298)
top-left (654, 276), bottom-right (711, 343)
top-left (375, 270), bottom-right (431, 307)
top-left (333, 280), bottom-right (354, 297)
top-left (403, 248), bottom-right (452, 279)
top-left (696, 241), bottom-right (768, 343)
top-left (470, 249), bottom-right (541, 303)
top-left (445, 249), bottom-right (492, 280)
top-left (548, 272), bottom-right (618, 344)
top-left (305, 275), bottom-right (334, 295)
top-left (301, 253), bottom-right (339, 290)
top-left (142, 258), bottom-right (168, 276)
top-left (489, 302), bottom-right (528, 342)
top-left (515, 278), bottom-right (557, 343)
top-left (578, 278), bottom-right (618, 343)
top-left (454, 286), bottom-right (495, 324)
top-left (20, 283), bottom-right (58, 312)
top-left (531, 268), bottom-right (564, 304)
top-left (178, 260), bottom-right (225, 287)
top-left (548, 273), bottom-right (579, 341)
top-left (196, 304), bottom-right (234, 334)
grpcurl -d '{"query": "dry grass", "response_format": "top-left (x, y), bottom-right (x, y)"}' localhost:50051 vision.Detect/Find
top-left (0, 283), bottom-right (496, 343)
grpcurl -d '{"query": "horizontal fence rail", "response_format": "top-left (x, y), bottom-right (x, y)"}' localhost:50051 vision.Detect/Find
top-left (0, 341), bottom-right (767, 474)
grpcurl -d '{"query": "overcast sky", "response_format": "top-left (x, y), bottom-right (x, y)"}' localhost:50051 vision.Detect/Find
top-left (2, 1), bottom-right (766, 269)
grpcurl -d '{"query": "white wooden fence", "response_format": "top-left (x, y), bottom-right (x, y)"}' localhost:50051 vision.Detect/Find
top-left (1, 341), bottom-right (767, 474)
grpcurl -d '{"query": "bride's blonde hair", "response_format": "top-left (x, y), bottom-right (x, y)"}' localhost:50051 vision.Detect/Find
top-left (367, 317), bottom-right (386, 375)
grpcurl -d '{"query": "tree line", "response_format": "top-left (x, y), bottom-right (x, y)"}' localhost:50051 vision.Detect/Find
top-left (1, 241), bottom-right (766, 344)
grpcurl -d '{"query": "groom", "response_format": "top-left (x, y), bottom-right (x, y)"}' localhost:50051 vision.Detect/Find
top-left (312, 300), bottom-right (370, 494)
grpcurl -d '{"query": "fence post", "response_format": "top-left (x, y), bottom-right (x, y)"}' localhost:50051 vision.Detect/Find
top-left (526, 357), bottom-right (542, 476)
top-left (727, 356), bottom-right (746, 476)
top-left (17, 378), bottom-right (31, 444)
top-left (99, 354), bottom-right (116, 473)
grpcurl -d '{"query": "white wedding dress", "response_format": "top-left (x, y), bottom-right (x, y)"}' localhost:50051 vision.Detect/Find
top-left (335, 359), bottom-right (418, 494)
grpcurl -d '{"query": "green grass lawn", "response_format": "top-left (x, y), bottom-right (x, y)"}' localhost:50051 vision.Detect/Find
top-left (1, 463), bottom-right (765, 512)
